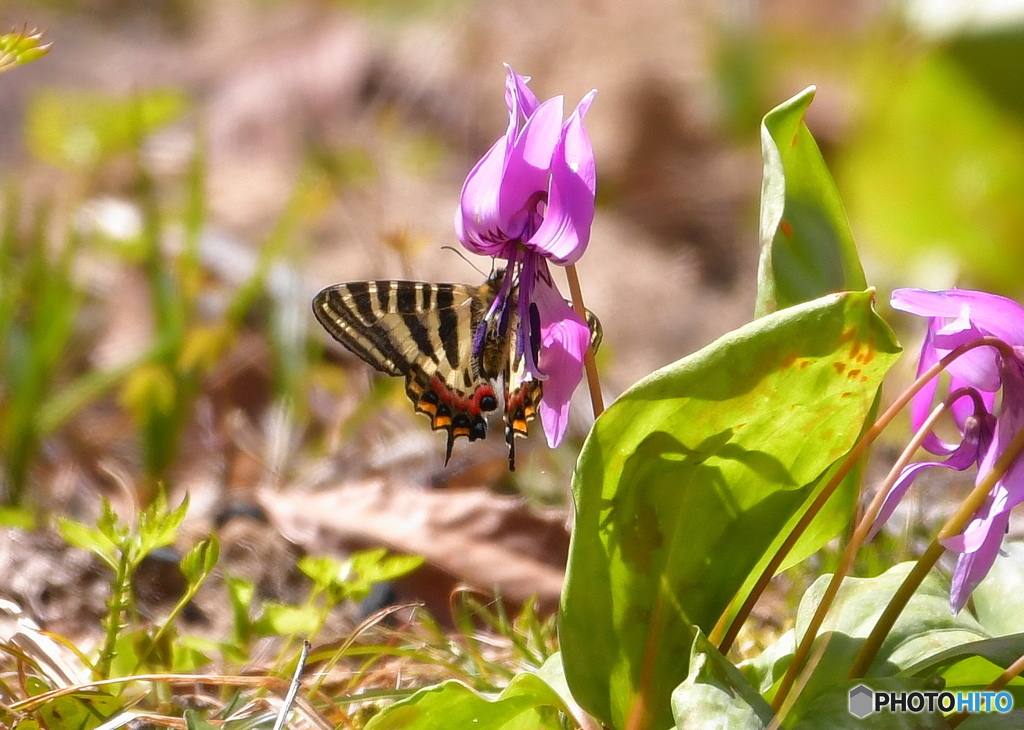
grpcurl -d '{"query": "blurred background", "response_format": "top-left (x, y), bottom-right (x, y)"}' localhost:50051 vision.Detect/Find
top-left (3, 0), bottom-right (1024, 633)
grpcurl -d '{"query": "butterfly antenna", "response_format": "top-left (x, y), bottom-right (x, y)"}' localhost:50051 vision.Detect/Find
top-left (440, 246), bottom-right (488, 277)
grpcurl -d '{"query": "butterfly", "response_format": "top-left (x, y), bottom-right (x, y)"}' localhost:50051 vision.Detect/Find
top-left (312, 269), bottom-right (600, 470)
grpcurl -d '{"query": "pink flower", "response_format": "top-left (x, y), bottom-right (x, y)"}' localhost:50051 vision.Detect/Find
top-left (882, 288), bottom-right (1024, 611)
top-left (455, 66), bottom-right (597, 446)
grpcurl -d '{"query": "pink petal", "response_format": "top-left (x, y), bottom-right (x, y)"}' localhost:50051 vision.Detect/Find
top-left (525, 90), bottom-right (597, 265)
top-left (455, 107), bottom-right (518, 256)
top-left (499, 96), bottom-right (565, 238)
top-left (870, 410), bottom-right (991, 540)
top-left (891, 289), bottom-right (1024, 346)
top-left (504, 64), bottom-right (539, 118)
top-left (948, 510), bottom-right (1009, 613)
top-left (531, 273), bottom-right (589, 447)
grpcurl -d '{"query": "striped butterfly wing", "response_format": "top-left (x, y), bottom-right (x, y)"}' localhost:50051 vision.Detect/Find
top-left (313, 277), bottom-right (503, 464)
top-left (500, 307), bottom-right (602, 470)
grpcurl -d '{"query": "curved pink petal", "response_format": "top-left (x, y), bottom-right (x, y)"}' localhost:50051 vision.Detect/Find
top-left (525, 90), bottom-right (597, 265)
top-left (499, 96), bottom-right (565, 239)
top-left (531, 271), bottom-right (589, 447)
top-left (870, 409), bottom-right (992, 539)
top-left (456, 111), bottom-right (518, 256)
top-left (910, 320), bottom-right (955, 455)
top-left (504, 64), bottom-right (539, 119)
top-left (948, 509), bottom-right (1009, 613)
top-left (893, 288), bottom-right (1024, 391)
top-left (892, 288), bottom-right (1024, 345)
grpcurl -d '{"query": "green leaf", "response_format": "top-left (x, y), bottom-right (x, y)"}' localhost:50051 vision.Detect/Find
top-left (57, 518), bottom-right (118, 569)
top-left (35, 690), bottom-right (123, 730)
top-left (901, 634), bottom-right (1024, 693)
top-left (180, 536), bottom-right (219, 584)
top-left (767, 564), bottom-right (989, 724)
top-left (299, 549), bottom-right (423, 601)
top-left (756, 87), bottom-right (866, 316)
top-left (561, 290), bottom-right (901, 730)
top-left (254, 603), bottom-right (321, 636)
top-left (184, 708), bottom-right (221, 730)
top-left (789, 678), bottom-right (951, 729)
top-left (135, 492), bottom-right (188, 556)
top-left (972, 541), bottom-right (1024, 637)
top-left (670, 631), bottom-right (774, 729)
top-left (363, 673), bottom-right (569, 730)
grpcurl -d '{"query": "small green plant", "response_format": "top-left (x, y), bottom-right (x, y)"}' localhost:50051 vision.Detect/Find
top-left (56, 492), bottom-right (207, 679)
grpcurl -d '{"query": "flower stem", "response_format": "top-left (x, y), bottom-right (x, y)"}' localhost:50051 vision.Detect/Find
top-left (565, 264), bottom-right (604, 417)
top-left (848, 420), bottom-right (1024, 679)
top-left (947, 651), bottom-right (1024, 726)
top-left (712, 336), bottom-right (1010, 655)
top-left (771, 393), bottom-right (962, 715)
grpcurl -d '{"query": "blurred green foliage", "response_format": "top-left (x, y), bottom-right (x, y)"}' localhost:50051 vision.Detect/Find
top-left (27, 90), bottom-right (187, 170)
top-left (841, 47), bottom-right (1024, 293)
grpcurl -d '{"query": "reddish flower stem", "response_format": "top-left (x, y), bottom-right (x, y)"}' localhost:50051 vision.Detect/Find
top-left (771, 388), bottom-right (971, 718)
top-left (713, 336), bottom-right (1012, 657)
top-left (848, 421), bottom-right (1024, 681)
top-left (566, 264), bottom-right (604, 417)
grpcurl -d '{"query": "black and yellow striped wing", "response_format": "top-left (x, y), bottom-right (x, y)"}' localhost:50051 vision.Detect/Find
top-left (312, 277), bottom-right (505, 464)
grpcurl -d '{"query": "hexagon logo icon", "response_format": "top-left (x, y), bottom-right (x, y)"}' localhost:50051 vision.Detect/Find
top-left (849, 684), bottom-right (874, 719)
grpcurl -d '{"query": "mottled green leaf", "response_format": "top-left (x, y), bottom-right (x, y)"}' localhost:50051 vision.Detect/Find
top-left (562, 290), bottom-right (900, 730)
top-left (756, 87), bottom-right (865, 316)
top-left (364, 673), bottom-right (568, 730)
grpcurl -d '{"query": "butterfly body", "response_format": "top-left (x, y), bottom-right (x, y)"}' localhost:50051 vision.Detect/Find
top-left (314, 270), bottom-right (547, 468)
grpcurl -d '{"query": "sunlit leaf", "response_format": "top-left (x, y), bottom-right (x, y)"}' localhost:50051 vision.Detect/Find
top-left (760, 563), bottom-right (988, 723)
top-left (756, 86), bottom-right (866, 316)
top-left (670, 631), bottom-right (774, 729)
top-left (364, 673), bottom-right (568, 730)
top-left (562, 290), bottom-right (900, 730)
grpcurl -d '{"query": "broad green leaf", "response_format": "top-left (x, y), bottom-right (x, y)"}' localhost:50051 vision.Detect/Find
top-left (534, 652), bottom-right (584, 721)
top-left (772, 564), bottom-right (988, 724)
top-left (972, 542), bottom-right (1024, 636)
top-left (902, 634), bottom-right (1024, 699)
top-left (789, 678), bottom-right (950, 729)
top-left (562, 290), bottom-right (900, 730)
top-left (959, 710), bottom-right (1024, 729)
top-left (35, 690), bottom-right (123, 730)
top-left (671, 632), bottom-right (773, 729)
top-left (363, 673), bottom-right (568, 730)
top-left (756, 87), bottom-right (865, 316)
